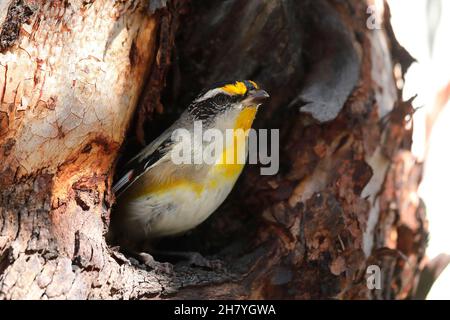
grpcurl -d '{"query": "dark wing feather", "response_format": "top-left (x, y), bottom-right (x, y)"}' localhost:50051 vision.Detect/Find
top-left (112, 137), bottom-right (174, 196)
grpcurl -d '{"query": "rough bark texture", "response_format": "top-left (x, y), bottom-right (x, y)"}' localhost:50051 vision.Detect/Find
top-left (0, 0), bottom-right (427, 299)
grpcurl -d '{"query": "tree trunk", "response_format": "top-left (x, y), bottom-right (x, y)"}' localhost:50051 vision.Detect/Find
top-left (0, 0), bottom-right (427, 299)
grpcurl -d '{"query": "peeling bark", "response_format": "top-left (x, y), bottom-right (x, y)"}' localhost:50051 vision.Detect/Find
top-left (0, 0), bottom-right (427, 299)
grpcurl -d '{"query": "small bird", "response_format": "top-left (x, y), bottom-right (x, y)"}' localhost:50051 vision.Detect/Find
top-left (110, 80), bottom-right (269, 255)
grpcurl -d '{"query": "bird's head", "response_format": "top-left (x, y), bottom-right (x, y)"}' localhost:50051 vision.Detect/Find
top-left (187, 80), bottom-right (270, 125)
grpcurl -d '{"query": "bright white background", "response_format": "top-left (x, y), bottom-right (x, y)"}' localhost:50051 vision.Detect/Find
top-left (387, 0), bottom-right (450, 299)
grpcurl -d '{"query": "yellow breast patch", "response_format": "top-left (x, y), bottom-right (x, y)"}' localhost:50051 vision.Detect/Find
top-left (235, 106), bottom-right (258, 131)
top-left (213, 106), bottom-right (258, 178)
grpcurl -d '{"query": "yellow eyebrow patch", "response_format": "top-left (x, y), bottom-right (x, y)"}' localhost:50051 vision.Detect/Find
top-left (248, 80), bottom-right (259, 89)
top-left (221, 81), bottom-right (247, 95)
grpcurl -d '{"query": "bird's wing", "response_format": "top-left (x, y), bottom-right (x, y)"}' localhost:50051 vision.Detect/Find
top-left (112, 132), bottom-right (175, 196)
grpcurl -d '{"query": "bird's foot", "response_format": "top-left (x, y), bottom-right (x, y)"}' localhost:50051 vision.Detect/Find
top-left (155, 250), bottom-right (224, 270)
top-left (130, 252), bottom-right (174, 274)
top-left (184, 252), bottom-right (224, 270)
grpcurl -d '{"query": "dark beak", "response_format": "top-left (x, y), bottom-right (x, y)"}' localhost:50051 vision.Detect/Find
top-left (243, 89), bottom-right (270, 105)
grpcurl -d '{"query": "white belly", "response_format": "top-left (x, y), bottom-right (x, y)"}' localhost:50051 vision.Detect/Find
top-left (123, 177), bottom-right (237, 239)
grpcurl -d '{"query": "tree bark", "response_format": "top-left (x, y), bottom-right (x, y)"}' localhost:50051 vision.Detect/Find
top-left (0, 0), bottom-right (427, 299)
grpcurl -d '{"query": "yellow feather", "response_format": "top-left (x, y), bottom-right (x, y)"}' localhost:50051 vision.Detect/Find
top-left (221, 81), bottom-right (247, 95)
top-left (235, 106), bottom-right (258, 131)
top-left (248, 80), bottom-right (259, 89)
top-left (213, 106), bottom-right (258, 178)
top-left (130, 177), bottom-right (204, 199)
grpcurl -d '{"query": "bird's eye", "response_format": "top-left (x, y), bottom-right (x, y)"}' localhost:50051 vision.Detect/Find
top-left (214, 94), bottom-right (229, 105)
